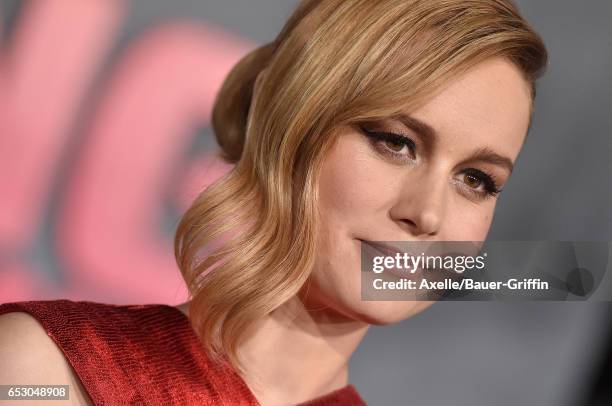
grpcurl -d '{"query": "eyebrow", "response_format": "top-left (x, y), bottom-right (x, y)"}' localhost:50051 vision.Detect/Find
top-left (463, 146), bottom-right (515, 174)
top-left (395, 113), bottom-right (437, 140)
top-left (393, 113), bottom-right (515, 174)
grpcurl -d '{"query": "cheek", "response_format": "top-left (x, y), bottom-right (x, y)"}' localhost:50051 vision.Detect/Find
top-left (308, 134), bottom-right (392, 309)
top-left (317, 135), bottom-right (392, 229)
top-left (446, 202), bottom-right (496, 241)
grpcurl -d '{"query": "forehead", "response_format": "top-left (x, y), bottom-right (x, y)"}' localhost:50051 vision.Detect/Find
top-left (406, 57), bottom-right (532, 159)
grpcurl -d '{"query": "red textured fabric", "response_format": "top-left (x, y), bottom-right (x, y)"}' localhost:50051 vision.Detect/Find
top-left (0, 299), bottom-right (367, 406)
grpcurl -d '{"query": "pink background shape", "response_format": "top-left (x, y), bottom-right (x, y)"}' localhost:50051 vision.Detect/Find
top-left (0, 0), bottom-right (253, 304)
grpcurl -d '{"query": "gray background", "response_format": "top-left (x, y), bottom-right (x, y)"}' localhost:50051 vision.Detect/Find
top-left (3, 1), bottom-right (611, 405)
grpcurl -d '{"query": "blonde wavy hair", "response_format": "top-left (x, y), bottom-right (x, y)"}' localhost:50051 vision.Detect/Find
top-left (174, 0), bottom-right (548, 374)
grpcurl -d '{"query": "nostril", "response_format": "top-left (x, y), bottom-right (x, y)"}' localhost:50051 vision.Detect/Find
top-left (399, 218), bottom-right (418, 233)
top-left (400, 217), bottom-right (440, 238)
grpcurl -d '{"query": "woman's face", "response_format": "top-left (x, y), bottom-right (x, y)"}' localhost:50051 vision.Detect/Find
top-left (305, 57), bottom-right (532, 325)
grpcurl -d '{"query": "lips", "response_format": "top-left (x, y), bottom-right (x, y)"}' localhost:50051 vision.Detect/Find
top-left (361, 240), bottom-right (406, 258)
top-left (359, 239), bottom-right (422, 279)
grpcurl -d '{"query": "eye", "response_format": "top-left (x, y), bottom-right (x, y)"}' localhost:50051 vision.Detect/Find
top-left (464, 173), bottom-right (482, 189)
top-left (384, 139), bottom-right (406, 152)
top-left (359, 126), bottom-right (416, 162)
top-left (457, 168), bottom-right (502, 200)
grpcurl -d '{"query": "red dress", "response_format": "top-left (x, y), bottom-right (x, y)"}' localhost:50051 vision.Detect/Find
top-left (0, 299), bottom-right (366, 405)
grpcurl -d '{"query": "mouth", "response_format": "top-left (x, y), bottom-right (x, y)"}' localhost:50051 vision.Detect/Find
top-left (360, 240), bottom-right (405, 257)
top-left (358, 239), bottom-right (423, 279)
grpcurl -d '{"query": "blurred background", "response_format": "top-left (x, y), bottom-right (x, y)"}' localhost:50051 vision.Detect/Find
top-left (0, 1), bottom-right (610, 405)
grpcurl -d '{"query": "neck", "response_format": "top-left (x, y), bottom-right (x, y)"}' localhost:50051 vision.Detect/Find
top-left (178, 294), bottom-right (369, 405)
top-left (237, 294), bottom-right (370, 405)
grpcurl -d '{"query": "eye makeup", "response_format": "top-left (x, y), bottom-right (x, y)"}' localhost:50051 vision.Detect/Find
top-left (358, 124), bottom-right (503, 201)
top-left (359, 125), bottom-right (417, 163)
top-left (456, 167), bottom-right (502, 200)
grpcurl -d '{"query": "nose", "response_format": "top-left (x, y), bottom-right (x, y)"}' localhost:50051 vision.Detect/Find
top-left (389, 167), bottom-right (447, 238)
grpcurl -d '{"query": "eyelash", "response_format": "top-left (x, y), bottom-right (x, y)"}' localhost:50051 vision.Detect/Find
top-left (360, 127), bottom-right (417, 161)
top-left (359, 126), bottom-right (502, 200)
top-left (459, 168), bottom-right (502, 200)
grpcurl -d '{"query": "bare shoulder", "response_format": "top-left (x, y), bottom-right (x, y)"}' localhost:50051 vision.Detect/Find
top-left (0, 312), bottom-right (93, 405)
